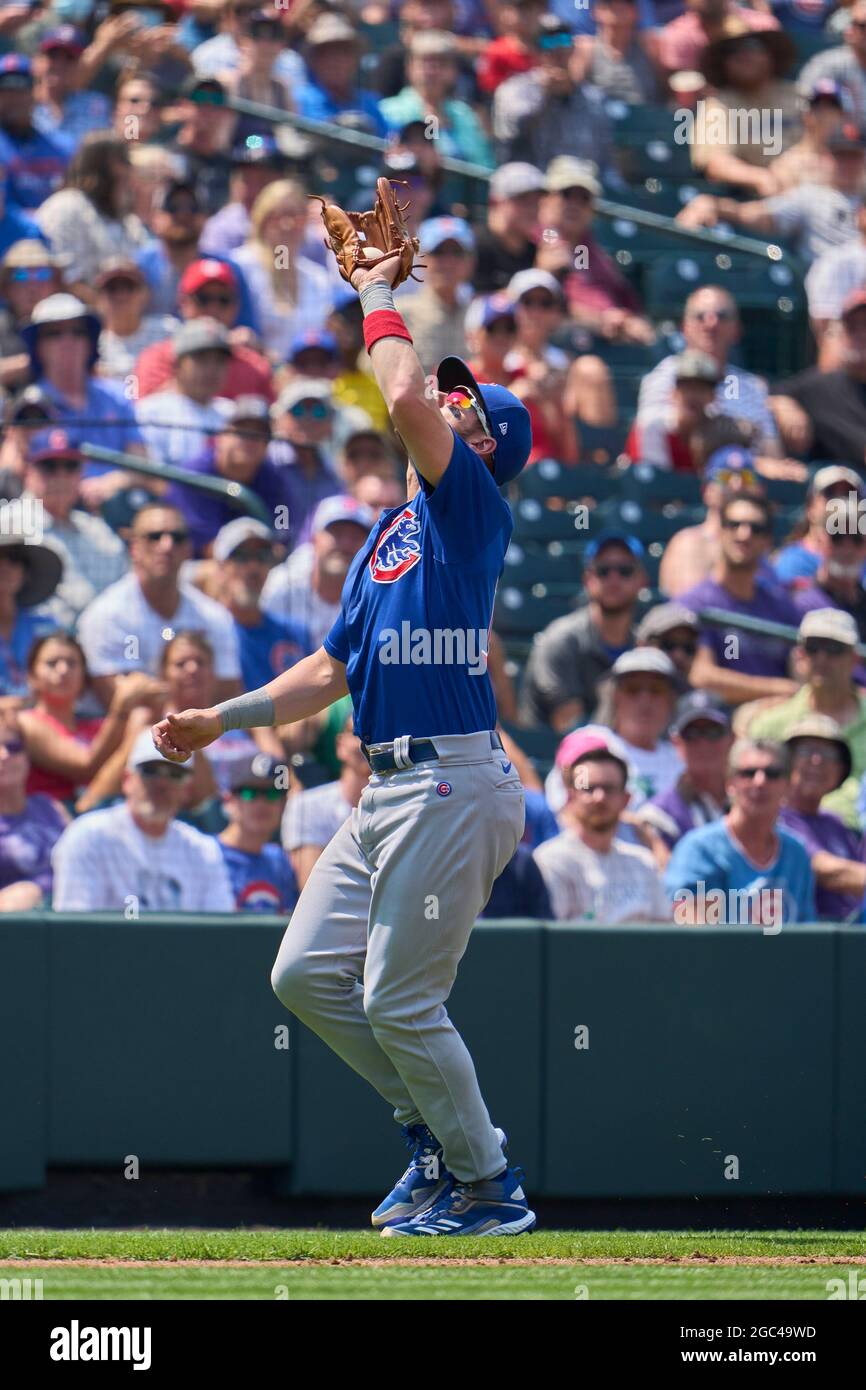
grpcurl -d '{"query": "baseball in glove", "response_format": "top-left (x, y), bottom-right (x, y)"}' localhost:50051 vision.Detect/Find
top-left (310, 177), bottom-right (423, 288)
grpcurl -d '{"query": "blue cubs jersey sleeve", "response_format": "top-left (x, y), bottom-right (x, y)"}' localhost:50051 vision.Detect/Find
top-left (324, 431), bottom-right (514, 745)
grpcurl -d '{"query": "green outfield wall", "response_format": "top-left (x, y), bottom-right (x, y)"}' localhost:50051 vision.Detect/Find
top-left (0, 916), bottom-right (861, 1199)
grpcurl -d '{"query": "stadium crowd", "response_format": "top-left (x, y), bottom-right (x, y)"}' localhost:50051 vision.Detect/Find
top-left (2, 0), bottom-right (866, 926)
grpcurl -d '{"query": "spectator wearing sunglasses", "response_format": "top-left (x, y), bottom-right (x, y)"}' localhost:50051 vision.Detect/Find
top-left (400, 218), bottom-right (476, 373)
top-left (773, 467), bottom-right (865, 589)
top-left (665, 737), bottom-right (815, 925)
top-left (215, 8), bottom-right (295, 144)
top-left (680, 493), bottom-right (802, 706)
top-left (51, 726), bottom-right (234, 912)
top-left (520, 530), bottom-right (647, 730)
top-left (636, 286), bottom-right (783, 456)
top-left (133, 258), bottom-right (272, 402)
top-left (595, 648), bottom-right (684, 808)
top-left (464, 293), bottom-right (518, 384)
top-left (0, 533), bottom-right (63, 700)
top-left (745, 610), bottom-right (866, 829)
top-left (200, 136), bottom-right (287, 260)
top-left (19, 428), bottom-right (128, 626)
top-left (267, 378), bottom-right (343, 546)
top-left (218, 750), bottom-right (298, 913)
top-left (94, 259), bottom-right (178, 381)
top-left (791, 516), bottom-right (866, 645)
top-left (778, 717), bottom-right (866, 922)
top-left (661, 445), bottom-right (769, 597)
top-left (77, 501), bottom-right (242, 713)
top-left (0, 240), bottom-right (65, 395)
top-left (637, 692), bottom-right (733, 865)
top-left (635, 602), bottom-right (700, 683)
top-left (0, 717), bottom-right (68, 912)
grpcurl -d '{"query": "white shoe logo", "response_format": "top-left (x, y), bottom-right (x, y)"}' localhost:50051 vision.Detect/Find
top-left (511, 1186), bottom-right (525, 1200)
top-left (499, 422), bottom-right (508, 436)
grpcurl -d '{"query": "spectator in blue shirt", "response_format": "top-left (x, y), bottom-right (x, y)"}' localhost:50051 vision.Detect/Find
top-left (0, 54), bottom-right (68, 210)
top-left (31, 27), bottom-right (113, 153)
top-left (0, 180), bottom-right (46, 260)
top-left (0, 536), bottom-right (62, 698)
top-left (212, 516), bottom-right (311, 693)
top-left (294, 13), bottom-right (389, 138)
top-left (218, 751), bottom-right (298, 913)
top-left (665, 737), bottom-right (816, 926)
top-left (480, 843), bottom-right (553, 919)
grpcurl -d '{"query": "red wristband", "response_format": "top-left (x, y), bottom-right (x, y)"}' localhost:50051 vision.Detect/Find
top-left (363, 309), bottom-right (413, 354)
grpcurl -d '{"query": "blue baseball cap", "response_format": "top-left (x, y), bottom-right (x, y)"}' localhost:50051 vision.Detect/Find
top-left (0, 54), bottom-right (32, 88)
top-left (288, 329), bottom-right (338, 362)
top-left (419, 216), bottom-right (475, 254)
top-left (583, 530), bottom-right (646, 564)
top-left (436, 355), bottom-right (532, 486)
top-left (704, 445), bottom-right (757, 481)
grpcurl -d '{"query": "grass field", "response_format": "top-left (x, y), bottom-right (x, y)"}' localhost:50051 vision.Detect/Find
top-left (2, 1229), bottom-right (865, 1300)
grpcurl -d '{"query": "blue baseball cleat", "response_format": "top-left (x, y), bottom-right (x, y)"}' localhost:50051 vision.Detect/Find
top-left (380, 1164), bottom-right (536, 1237)
top-left (373, 1125), bottom-right (508, 1229)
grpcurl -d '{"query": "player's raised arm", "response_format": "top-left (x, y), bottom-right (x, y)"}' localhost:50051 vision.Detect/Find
top-left (152, 646), bottom-right (348, 763)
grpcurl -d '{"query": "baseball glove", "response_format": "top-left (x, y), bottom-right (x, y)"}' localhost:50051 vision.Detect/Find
top-left (310, 177), bottom-right (422, 288)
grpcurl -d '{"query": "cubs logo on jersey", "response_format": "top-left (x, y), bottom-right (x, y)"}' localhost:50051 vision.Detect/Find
top-left (370, 507), bottom-right (422, 584)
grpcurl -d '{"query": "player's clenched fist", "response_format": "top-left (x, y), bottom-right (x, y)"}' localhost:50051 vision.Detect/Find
top-left (151, 708), bottom-right (222, 762)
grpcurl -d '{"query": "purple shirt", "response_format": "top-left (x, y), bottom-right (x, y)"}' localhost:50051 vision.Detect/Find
top-left (0, 794), bottom-right (66, 895)
top-left (680, 574), bottom-right (801, 678)
top-left (639, 778), bottom-right (725, 849)
top-left (164, 445), bottom-right (297, 556)
top-left (778, 806), bottom-right (864, 922)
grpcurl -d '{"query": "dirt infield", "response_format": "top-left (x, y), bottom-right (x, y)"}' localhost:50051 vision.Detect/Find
top-left (5, 1255), bottom-right (866, 1269)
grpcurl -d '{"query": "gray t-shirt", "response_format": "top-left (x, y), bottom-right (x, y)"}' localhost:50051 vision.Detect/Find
top-left (763, 183), bottom-right (861, 263)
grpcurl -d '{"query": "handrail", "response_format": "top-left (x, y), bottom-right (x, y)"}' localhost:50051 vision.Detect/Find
top-left (81, 443), bottom-right (273, 526)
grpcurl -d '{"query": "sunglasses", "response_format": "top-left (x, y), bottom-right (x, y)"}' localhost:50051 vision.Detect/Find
top-left (733, 765), bottom-right (785, 781)
top-left (139, 763), bottom-right (189, 781)
top-left (721, 518), bottom-right (771, 535)
top-left (803, 637), bottom-right (850, 656)
top-left (521, 295), bottom-right (558, 309)
top-left (137, 529), bottom-right (190, 545)
top-left (236, 785), bottom-right (283, 802)
top-left (289, 400), bottom-right (330, 419)
top-left (9, 266), bottom-right (54, 282)
top-left (791, 742), bottom-right (842, 762)
top-left (194, 291), bottom-right (235, 309)
top-left (445, 386), bottom-right (491, 437)
top-left (679, 723), bottom-right (728, 743)
top-left (711, 467), bottom-right (759, 489)
top-left (486, 318), bottom-right (516, 336)
top-left (660, 638), bottom-right (697, 657)
top-left (34, 457), bottom-right (81, 474)
top-left (0, 738), bottom-right (24, 755)
top-left (230, 545), bottom-right (272, 564)
top-left (37, 324), bottom-right (90, 341)
top-left (249, 19), bottom-right (282, 38)
top-left (688, 308), bottom-right (736, 323)
top-left (594, 563), bottom-right (637, 578)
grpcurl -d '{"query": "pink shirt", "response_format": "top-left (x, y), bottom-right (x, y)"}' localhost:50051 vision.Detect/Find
top-left (657, 7), bottom-right (780, 74)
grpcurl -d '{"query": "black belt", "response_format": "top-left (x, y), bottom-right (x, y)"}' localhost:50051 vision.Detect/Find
top-left (362, 731), bottom-right (503, 774)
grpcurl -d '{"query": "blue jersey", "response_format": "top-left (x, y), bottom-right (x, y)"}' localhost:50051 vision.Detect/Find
top-left (235, 612), bottom-right (311, 691)
top-left (218, 840), bottom-right (298, 914)
top-left (664, 819), bottom-right (816, 925)
top-left (324, 433), bottom-right (512, 744)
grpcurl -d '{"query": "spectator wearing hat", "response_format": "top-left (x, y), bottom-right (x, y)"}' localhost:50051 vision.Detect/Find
top-left (637, 286), bottom-right (783, 456)
top-left (200, 136), bottom-right (286, 259)
top-left (324, 295), bottom-right (390, 434)
top-left (790, 514), bottom-right (866, 644)
top-left (779, 716), bottom-right (866, 920)
top-left (78, 498), bottom-right (241, 707)
top-left (51, 727), bottom-right (234, 913)
top-left (332, 415), bottom-right (397, 489)
top-left (536, 156), bottom-right (655, 346)
top-left (635, 602), bottom-right (700, 682)
top-left (378, 143), bottom-right (445, 240)
top-left (380, 30), bottom-right (494, 167)
top-left (774, 467), bottom-right (866, 589)
top-left (19, 427), bottom-right (128, 626)
top-left (133, 257), bottom-right (272, 401)
top-left (32, 26), bottom-right (112, 152)
top-left (374, 0), bottom-right (462, 98)
top-left (281, 706), bottom-right (369, 890)
top-left (34, 132), bottom-right (150, 304)
top-left (215, 8), bottom-right (295, 143)
top-left (95, 259), bottom-right (178, 381)
top-left (0, 241), bottom-right (65, 393)
top-left (597, 648), bottom-right (684, 806)
top-left (190, 0), bottom-right (303, 88)
top-left (0, 54), bottom-right (69, 210)
top-left (464, 293), bottom-right (518, 383)
top-left (218, 750), bottom-right (298, 914)
top-left (660, 446), bottom-right (769, 596)
top-left (135, 317), bottom-right (233, 471)
top-left (769, 80), bottom-right (846, 194)
top-left (572, 0), bottom-right (665, 104)
top-left (134, 179), bottom-right (258, 328)
top-left (283, 330), bottom-right (341, 385)
top-left (806, 202), bottom-right (866, 369)
top-left (262, 493), bottom-right (375, 648)
top-left (0, 384), bottom-right (56, 489)
top-left (473, 162), bottom-right (547, 295)
top-left (680, 493), bottom-right (802, 705)
top-left (665, 736), bottom-right (815, 926)
top-left (520, 530), bottom-right (648, 730)
top-left (233, 179), bottom-right (335, 363)
top-left (0, 717), bottom-right (68, 912)
top-left (493, 15), bottom-right (614, 173)
top-left (626, 351), bottom-right (722, 472)
top-left (637, 692), bottom-right (733, 863)
top-left (534, 732), bottom-right (670, 923)
top-left (295, 14), bottom-right (387, 138)
top-left (799, 0), bottom-right (866, 129)
top-left (210, 517), bottom-right (311, 693)
top-left (679, 121), bottom-right (865, 263)
top-left (745, 610), bottom-right (866, 828)
top-left (0, 533), bottom-right (62, 698)
top-left (267, 378), bottom-right (343, 545)
top-left (172, 76), bottom-right (236, 216)
top-left (773, 290), bottom-right (866, 464)
top-left (654, 0), bottom-right (781, 77)
top-left (400, 218), bottom-right (476, 372)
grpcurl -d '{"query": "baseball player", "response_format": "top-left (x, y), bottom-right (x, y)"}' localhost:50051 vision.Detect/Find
top-left (152, 187), bottom-right (535, 1237)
